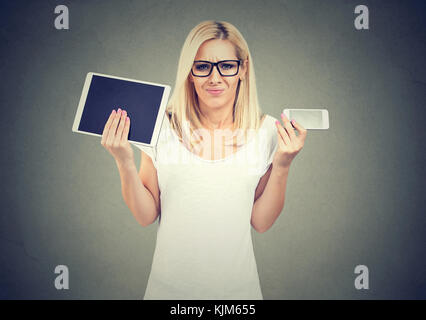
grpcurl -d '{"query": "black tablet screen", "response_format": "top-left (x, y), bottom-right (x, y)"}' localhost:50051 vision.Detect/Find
top-left (78, 75), bottom-right (165, 144)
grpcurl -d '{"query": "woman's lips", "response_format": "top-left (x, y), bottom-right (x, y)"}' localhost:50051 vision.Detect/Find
top-left (206, 89), bottom-right (224, 96)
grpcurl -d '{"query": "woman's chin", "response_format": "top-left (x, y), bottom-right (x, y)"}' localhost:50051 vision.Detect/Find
top-left (201, 99), bottom-right (229, 109)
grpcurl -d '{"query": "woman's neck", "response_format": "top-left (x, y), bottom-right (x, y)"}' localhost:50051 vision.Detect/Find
top-left (198, 104), bottom-right (234, 130)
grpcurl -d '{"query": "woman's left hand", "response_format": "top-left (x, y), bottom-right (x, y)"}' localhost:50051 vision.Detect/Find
top-left (273, 113), bottom-right (307, 169)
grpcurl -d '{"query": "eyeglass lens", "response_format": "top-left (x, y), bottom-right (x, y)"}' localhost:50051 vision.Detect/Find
top-left (192, 61), bottom-right (239, 76)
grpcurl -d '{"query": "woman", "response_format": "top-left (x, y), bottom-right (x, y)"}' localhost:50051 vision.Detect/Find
top-left (101, 20), bottom-right (307, 299)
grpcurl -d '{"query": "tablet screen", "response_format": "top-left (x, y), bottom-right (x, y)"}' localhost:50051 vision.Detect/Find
top-left (76, 74), bottom-right (168, 145)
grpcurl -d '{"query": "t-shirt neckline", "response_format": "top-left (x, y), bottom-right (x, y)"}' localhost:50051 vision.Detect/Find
top-left (167, 114), bottom-right (270, 163)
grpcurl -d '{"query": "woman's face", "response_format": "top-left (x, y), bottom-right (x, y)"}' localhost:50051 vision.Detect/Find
top-left (189, 39), bottom-right (247, 111)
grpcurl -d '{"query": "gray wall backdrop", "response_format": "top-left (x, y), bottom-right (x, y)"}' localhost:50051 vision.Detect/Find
top-left (1, 0), bottom-right (425, 299)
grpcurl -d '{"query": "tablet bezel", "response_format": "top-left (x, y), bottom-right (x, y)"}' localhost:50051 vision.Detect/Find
top-left (72, 71), bottom-right (171, 148)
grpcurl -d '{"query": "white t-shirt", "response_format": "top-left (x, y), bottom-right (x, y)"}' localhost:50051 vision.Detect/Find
top-left (135, 113), bottom-right (278, 300)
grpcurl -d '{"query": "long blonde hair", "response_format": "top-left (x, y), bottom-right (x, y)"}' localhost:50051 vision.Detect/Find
top-left (166, 20), bottom-right (267, 151)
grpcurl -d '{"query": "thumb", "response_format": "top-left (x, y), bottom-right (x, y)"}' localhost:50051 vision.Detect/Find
top-left (291, 118), bottom-right (307, 140)
top-left (291, 118), bottom-right (302, 130)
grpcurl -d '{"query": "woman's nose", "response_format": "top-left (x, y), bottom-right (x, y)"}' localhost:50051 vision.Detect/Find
top-left (209, 65), bottom-right (222, 82)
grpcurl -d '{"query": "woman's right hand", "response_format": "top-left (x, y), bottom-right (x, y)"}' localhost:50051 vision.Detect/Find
top-left (101, 108), bottom-right (135, 167)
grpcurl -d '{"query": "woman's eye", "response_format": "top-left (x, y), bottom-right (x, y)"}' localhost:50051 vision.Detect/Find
top-left (195, 64), bottom-right (209, 70)
top-left (221, 64), bottom-right (235, 70)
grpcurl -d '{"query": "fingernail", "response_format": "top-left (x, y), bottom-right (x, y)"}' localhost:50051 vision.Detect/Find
top-left (291, 119), bottom-right (295, 124)
top-left (281, 113), bottom-right (285, 118)
top-left (275, 120), bottom-right (280, 125)
top-left (118, 108), bottom-right (121, 113)
top-left (126, 116), bottom-right (130, 122)
top-left (112, 109), bottom-right (115, 114)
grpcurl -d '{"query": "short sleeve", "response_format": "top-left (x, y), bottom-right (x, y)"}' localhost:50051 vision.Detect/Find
top-left (259, 115), bottom-right (278, 176)
top-left (130, 112), bottom-right (172, 170)
top-left (132, 143), bottom-right (158, 170)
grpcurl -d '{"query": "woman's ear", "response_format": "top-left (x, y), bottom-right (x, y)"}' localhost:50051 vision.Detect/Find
top-left (240, 59), bottom-right (248, 81)
top-left (189, 74), bottom-right (194, 83)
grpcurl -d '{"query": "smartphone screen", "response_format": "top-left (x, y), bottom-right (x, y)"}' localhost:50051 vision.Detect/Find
top-left (284, 109), bottom-right (329, 129)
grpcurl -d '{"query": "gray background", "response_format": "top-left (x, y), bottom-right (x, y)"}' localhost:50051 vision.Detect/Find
top-left (1, 0), bottom-right (425, 299)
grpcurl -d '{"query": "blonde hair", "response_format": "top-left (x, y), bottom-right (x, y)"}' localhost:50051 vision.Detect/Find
top-left (165, 20), bottom-right (267, 151)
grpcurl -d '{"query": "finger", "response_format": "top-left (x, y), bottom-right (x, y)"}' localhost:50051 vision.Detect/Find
top-left (291, 118), bottom-right (308, 142)
top-left (121, 115), bottom-right (131, 143)
top-left (276, 129), bottom-right (286, 150)
top-left (101, 109), bottom-right (116, 145)
top-left (275, 120), bottom-right (291, 145)
top-left (280, 113), bottom-right (297, 141)
top-left (115, 109), bottom-right (127, 145)
top-left (106, 108), bottom-right (122, 146)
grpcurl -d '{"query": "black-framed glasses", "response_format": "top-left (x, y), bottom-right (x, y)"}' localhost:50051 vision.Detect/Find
top-left (191, 60), bottom-right (241, 77)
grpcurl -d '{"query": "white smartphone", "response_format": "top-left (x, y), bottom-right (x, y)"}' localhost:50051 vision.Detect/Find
top-left (283, 108), bottom-right (329, 129)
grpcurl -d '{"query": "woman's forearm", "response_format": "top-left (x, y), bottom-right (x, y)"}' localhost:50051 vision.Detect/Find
top-left (116, 160), bottom-right (159, 227)
top-left (251, 165), bottom-right (289, 233)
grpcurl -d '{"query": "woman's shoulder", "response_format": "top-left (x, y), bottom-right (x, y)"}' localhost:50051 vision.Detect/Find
top-left (261, 113), bottom-right (278, 132)
top-left (159, 111), bottom-right (172, 131)
top-left (262, 113), bottom-right (278, 123)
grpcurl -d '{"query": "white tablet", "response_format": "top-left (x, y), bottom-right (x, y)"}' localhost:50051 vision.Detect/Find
top-left (72, 72), bottom-right (171, 147)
